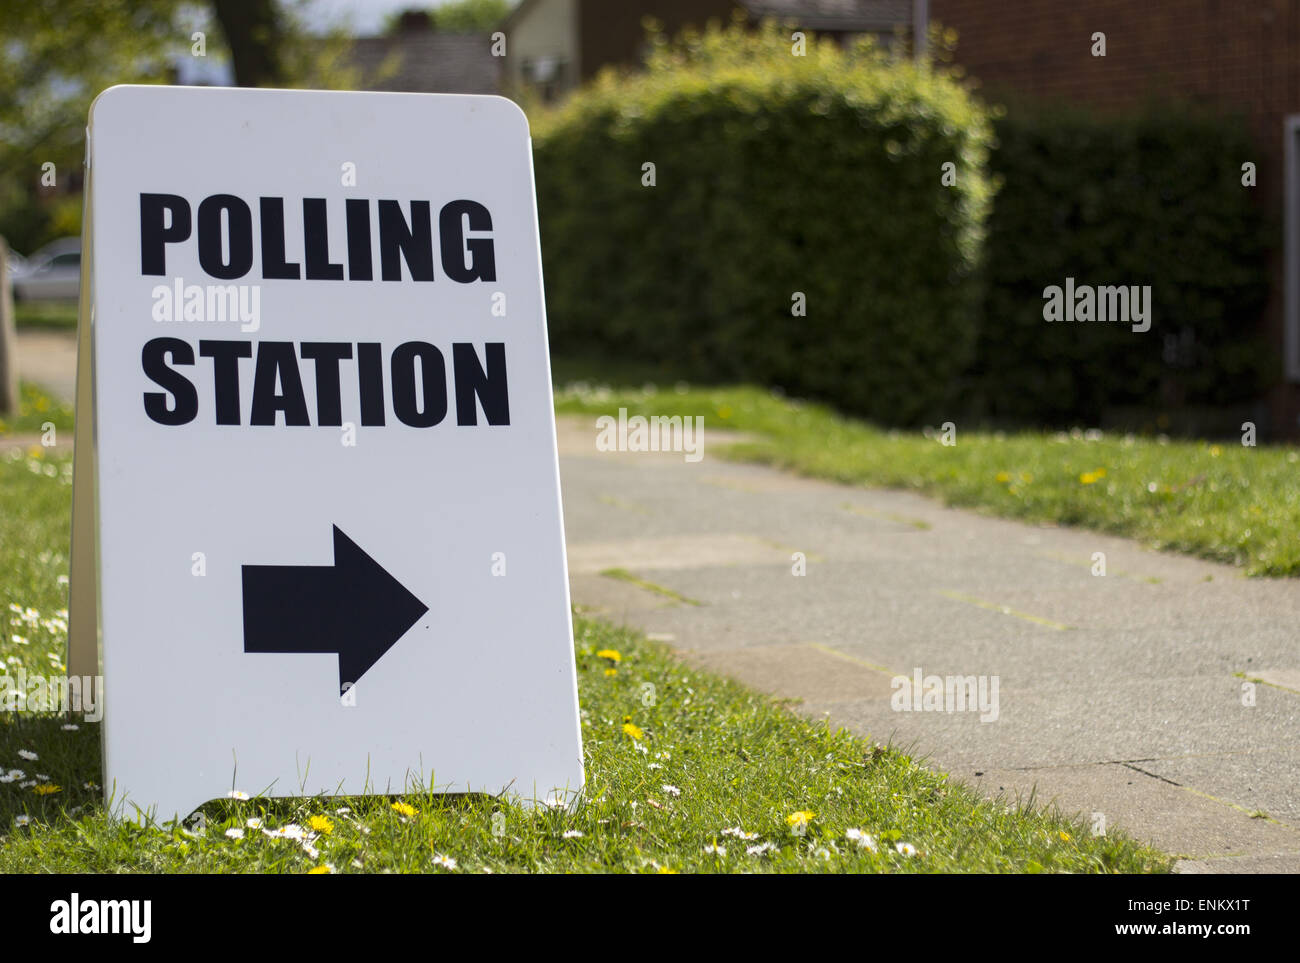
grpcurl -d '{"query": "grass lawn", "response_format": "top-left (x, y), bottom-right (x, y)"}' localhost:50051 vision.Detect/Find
top-left (0, 449), bottom-right (1166, 873)
top-left (12, 300), bottom-right (78, 331)
top-left (0, 383), bottom-right (75, 439)
top-left (554, 374), bottom-right (1300, 577)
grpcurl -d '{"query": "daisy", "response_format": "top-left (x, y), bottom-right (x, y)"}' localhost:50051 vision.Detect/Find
top-left (746, 842), bottom-right (776, 856)
top-left (896, 842), bottom-right (918, 857)
top-left (17, 749), bottom-right (37, 761)
top-left (431, 854), bottom-right (457, 870)
top-left (61, 724), bottom-right (79, 731)
top-left (224, 828), bottom-right (244, 840)
top-left (14, 815), bottom-right (30, 827)
top-left (722, 827), bottom-right (758, 840)
top-left (245, 817), bottom-right (263, 829)
top-left (226, 790), bottom-right (250, 800)
top-left (661, 785), bottom-right (681, 798)
top-left (702, 842), bottom-right (727, 856)
top-left (562, 830), bottom-right (583, 839)
top-left (846, 828), bottom-right (878, 851)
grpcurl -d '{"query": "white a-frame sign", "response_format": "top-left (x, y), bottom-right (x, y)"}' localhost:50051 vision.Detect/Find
top-left (68, 85), bottom-right (584, 820)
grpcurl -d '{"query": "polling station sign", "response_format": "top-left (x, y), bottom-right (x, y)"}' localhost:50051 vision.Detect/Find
top-left (68, 85), bottom-right (584, 819)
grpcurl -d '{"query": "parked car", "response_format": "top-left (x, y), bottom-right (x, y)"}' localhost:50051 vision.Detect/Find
top-left (11, 238), bottom-right (80, 301)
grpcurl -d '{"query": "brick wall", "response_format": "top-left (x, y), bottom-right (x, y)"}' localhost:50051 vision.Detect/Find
top-left (931, 0), bottom-right (1300, 433)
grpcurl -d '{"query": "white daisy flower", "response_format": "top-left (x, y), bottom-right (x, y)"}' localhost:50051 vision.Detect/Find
top-left (896, 842), bottom-right (918, 857)
top-left (702, 842), bottom-right (727, 856)
top-left (224, 828), bottom-right (244, 840)
top-left (432, 854), bottom-right (457, 870)
top-left (846, 828), bottom-right (878, 851)
top-left (721, 826), bottom-right (758, 840)
top-left (226, 790), bottom-right (250, 800)
top-left (14, 815), bottom-right (30, 827)
top-left (746, 842), bottom-right (776, 856)
top-left (245, 817), bottom-right (263, 829)
top-left (17, 749), bottom-right (37, 761)
top-left (661, 784), bottom-right (681, 798)
top-left (61, 724), bottom-right (79, 731)
top-left (561, 830), bottom-right (584, 839)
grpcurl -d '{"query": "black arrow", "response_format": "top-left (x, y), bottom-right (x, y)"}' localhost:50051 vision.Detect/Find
top-left (241, 525), bottom-right (428, 694)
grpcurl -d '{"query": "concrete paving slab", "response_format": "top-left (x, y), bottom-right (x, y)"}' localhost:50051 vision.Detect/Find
top-left (556, 414), bottom-right (1300, 872)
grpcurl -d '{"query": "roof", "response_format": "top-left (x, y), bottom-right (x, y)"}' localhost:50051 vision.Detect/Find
top-left (349, 32), bottom-right (501, 95)
top-left (739, 0), bottom-right (913, 31)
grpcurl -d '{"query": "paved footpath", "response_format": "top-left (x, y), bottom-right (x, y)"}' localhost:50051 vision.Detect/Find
top-left (13, 328), bottom-right (77, 402)
top-left (557, 416), bottom-right (1300, 873)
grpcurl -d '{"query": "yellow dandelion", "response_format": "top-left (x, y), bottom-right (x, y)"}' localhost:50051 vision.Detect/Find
top-left (622, 722), bottom-right (644, 740)
top-left (391, 801), bottom-right (418, 817)
top-left (1209, 445), bottom-right (1222, 457)
top-left (595, 648), bottom-right (622, 663)
top-left (604, 668), bottom-right (618, 677)
top-left (307, 865), bottom-right (333, 874)
top-left (657, 865), bottom-right (679, 874)
top-left (308, 815), bottom-right (334, 835)
top-left (786, 810), bottom-right (815, 828)
top-left (33, 783), bottom-right (61, 796)
top-left (995, 471), bottom-right (1010, 483)
top-left (1059, 831), bottom-right (1072, 842)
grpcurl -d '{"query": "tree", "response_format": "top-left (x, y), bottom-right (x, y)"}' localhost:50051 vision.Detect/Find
top-left (210, 0), bottom-right (286, 87)
top-left (433, 0), bottom-right (512, 32)
top-left (0, 0), bottom-right (189, 252)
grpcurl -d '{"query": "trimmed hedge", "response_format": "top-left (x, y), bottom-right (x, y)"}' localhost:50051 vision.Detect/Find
top-left (972, 105), bottom-right (1273, 426)
top-left (532, 25), bottom-right (1273, 429)
top-left (532, 23), bottom-right (995, 425)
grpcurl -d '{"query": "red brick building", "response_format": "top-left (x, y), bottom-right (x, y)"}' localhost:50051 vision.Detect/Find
top-left (928, 0), bottom-right (1300, 433)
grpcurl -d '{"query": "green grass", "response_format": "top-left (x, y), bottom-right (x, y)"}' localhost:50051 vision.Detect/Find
top-left (0, 451), bottom-right (1166, 873)
top-left (12, 301), bottom-right (78, 330)
top-left (0, 383), bottom-right (74, 438)
top-left (554, 378), bottom-right (1300, 577)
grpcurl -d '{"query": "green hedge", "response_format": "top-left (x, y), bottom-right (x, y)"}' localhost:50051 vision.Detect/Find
top-left (532, 22), bottom-right (995, 425)
top-left (971, 105), bottom-right (1273, 426)
top-left (533, 26), bottom-right (1273, 429)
